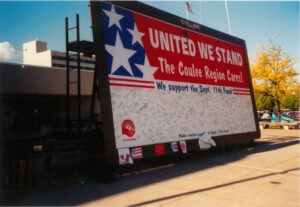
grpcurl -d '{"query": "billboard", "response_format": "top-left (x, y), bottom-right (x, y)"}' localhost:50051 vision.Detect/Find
top-left (90, 1), bottom-right (260, 165)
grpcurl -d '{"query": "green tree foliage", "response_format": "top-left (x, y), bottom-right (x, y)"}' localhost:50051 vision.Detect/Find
top-left (281, 92), bottom-right (299, 110)
top-left (254, 94), bottom-right (274, 111)
top-left (251, 36), bottom-right (298, 121)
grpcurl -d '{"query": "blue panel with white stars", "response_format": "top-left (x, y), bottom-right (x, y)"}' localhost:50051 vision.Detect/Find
top-left (101, 2), bottom-right (145, 78)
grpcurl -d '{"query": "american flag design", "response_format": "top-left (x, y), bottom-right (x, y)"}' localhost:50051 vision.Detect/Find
top-left (186, 2), bottom-right (193, 14)
top-left (131, 147), bottom-right (143, 159)
top-left (170, 142), bottom-right (179, 152)
top-left (101, 3), bottom-right (158, 89)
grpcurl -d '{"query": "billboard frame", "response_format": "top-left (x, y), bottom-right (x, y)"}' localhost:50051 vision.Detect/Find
top-left (90, 1), bottom-right (260, 165)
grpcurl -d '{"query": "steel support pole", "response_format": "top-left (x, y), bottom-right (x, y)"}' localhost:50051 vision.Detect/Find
top-left (76, 14), bottom-right (81, 132)
top-left (65, 17), bottom-right (70, 131)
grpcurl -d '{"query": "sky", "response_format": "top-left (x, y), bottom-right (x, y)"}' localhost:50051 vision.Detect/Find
top-left (0, 1), bottom-right (299, 70)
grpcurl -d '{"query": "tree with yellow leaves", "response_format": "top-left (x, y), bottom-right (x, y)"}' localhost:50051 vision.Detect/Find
top-left (251, 36), bottom-right (298, 122)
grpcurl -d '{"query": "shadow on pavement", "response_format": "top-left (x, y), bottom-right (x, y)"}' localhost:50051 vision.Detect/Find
top-left (130, 167), bottom-right (299, 207)
top-left (2, 135), bottom-right (299, 206)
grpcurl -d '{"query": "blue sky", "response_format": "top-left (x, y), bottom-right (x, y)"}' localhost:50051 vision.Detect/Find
top-left (0, 1), bottom-right (299, 70)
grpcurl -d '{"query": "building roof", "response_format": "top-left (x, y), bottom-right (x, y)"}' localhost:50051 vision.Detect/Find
top-left (0, 62), bottom-right (94, 96)
top-left (68, 40), bottom-right (95, 57)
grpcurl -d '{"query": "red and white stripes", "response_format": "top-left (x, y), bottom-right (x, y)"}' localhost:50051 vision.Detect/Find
top-left (233, 88), bottom-right (251, 96)
top-left (109, 76), bottom-right (154, 89)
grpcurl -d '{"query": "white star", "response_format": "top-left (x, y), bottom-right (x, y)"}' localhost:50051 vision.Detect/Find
top-left (135, 55), bottom-right (158, 81)
top-left (103, 5), bottom-right (124, 30)
top-left (127, 23), bottom-right (145, 46)
top-left (105, 31), bottom-right (137, 76)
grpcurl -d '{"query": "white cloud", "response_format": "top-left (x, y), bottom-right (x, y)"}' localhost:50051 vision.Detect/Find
top-left (0, 42), bottom-right (21, 61)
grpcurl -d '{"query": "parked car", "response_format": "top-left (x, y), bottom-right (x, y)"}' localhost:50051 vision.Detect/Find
top-left (261, 111), bottom-right (271, 121)
top-left (271, 112), bottom-right (294, 122)
top-left (285, 111), bottom-right (300, 121)
top-left (257, 112), bottom-right (263, 121)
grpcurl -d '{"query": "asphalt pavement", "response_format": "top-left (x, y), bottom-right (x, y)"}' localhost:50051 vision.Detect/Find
top-left (2, 129), bottom-right (299, 207)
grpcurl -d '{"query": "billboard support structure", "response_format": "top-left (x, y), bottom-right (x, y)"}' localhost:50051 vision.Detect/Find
top-left (65, 14), bottom-right (82, 132)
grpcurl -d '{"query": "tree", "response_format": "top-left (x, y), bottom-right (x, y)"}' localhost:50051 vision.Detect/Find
top-left (251, 36), bottom-right (298, 121)
top-left (281, 91), bottom-right (299, 110)
top-left (254, 94), bottom-right (274, 111)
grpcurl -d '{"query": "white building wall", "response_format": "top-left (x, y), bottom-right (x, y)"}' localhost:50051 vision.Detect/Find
top-left (24, 50), bottom-right (52, 67)
top-left (23, 40), bottom-right (52, 67)
top-left (23, 40), bottom-right (95, 70)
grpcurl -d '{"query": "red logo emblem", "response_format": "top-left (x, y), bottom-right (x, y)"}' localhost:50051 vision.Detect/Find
top-left (155, 144), bottom-right (165, 155)
top-left (120, 154), bottom-right (131, 163)
top-left (122, 119), bottom-right (135, 137)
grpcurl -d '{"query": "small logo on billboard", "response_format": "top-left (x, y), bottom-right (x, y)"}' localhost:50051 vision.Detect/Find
top-left (180, 141), bottom-right (187, 153)
top-left (155, 144), bottom-right (165, 155)
top-left (198, 132), bottom-right (216, 150)
top-left (170, 142), bottom-right (178, 152)
top-left (122, 119), bottom-right (136, 137)
top-left (118, 148), bottom-right (133, 165)
top-left (131, 147), bottom-right (143, 159)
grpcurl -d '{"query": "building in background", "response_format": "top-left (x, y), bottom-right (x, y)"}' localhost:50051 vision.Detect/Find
top-left (23, 39), bottom-right (95, 70)
top-left (0, 39), bottom-right (99, 133)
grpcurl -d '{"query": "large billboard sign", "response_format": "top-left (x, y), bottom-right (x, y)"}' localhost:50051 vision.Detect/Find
top-left (90, 1), bottom-right (260, 165)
